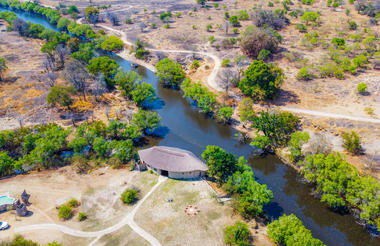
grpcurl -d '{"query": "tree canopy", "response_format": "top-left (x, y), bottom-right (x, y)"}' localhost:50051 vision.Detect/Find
top-left (238, 60), bottom-right (284, 100)
top-left (155, 58), bottom-right (186, 87)
top-left (100, 35), bottom-right (123, 53)
top-left (87, 56), bottom-right (119, 87)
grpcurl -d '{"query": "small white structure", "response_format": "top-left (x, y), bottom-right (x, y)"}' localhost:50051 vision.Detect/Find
top-left (137, 146), bottom-right (208, 179)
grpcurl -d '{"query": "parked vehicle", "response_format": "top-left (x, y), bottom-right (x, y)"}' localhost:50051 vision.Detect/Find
top-left (0, 221), bottom-right (8, 230)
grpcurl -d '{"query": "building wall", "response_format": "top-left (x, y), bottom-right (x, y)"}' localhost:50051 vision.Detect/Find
top-left (146, 164), bottom-right (205, 179)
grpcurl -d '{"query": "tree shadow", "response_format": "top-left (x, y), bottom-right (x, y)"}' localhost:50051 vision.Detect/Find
top-left (271, 89), bottom-right (300, 106)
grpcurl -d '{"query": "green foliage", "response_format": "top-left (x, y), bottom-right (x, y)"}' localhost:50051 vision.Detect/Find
top-left (221, 59), bottom-right (230, 67)
top-left (296, 23), bottom-right (307, 33)
top-left (268, 214), bottom-right (325, 246)
top-left (67, 5), bottom-right (79, 14)
top-left (47, 85), bottom-right (76, 108)
top-left (133, 40), bottom-right (149, 59)
top-left (257, 49), bottom-right (271, 60)
top-left (159, 11), bottom-right (172, 21)
top-left (87, 56), bottom-right (119, 87)
top-left (224, 221), bottom-right (251, 246)
top-left (342, 131), bottom-right (362, 155)
top-left (67, 198), bottom-right (79, 208)
top-left (357, 82), bottom-right (367, 94)
top-left (301, 0), bottom-right (315, 5)
top-left (348, 21), bottom-right (357, 30)
top-left (0, 151), bottom-right (15, 177)
top-left (217, 106), bottom-right (233, 124)
top-left (58, 205), bottom-right (73, 220)
top-left (296, 66), bottom-right (314, 80)
top-left (100, 35), bottom-right (123, 53)
top-left (110, 139), bottom-right (134, 163)
top-left (180, 79), bottom-right (217, 113)
top-left (84, 6), bottom-right (99, 23)
top-left (70, 43), bottom-right (95, 63)
top-left (332, 37), bottom-right (345, 48)
top-left (0, 57), bottom-right (7, 81)
top-left (202, 145), bottom-right (240, 183)
top-left (191, 60), bottom-right (200, 69)
top-left (0, 11), bottom-right (17, 23)
top-left (125, 18), bottom-right (133, 24)
top-left (121, 188), bottom-right (138, 204)
top-left (93, 137), bottom-right (110, 158)
top-left (131, 109), bottom-right (161, 133)
top-left (299, 153), bottom-right (380, 228)
top-left (57, 17), bottom-right (70, 31)
top-left (352, 54), bottom-right (368, 68)
top-left (155, 58), bottom-right (186, 87)
top-left (1, 235), bottom-right (39, 246)
top-left (238, 98), bottom-right (255, 123)
top-left (288, 132), bottom-right (310, 162)
top-left (78, 212), bottom-right (87, 221)
top-left (238, 10), bottom-right (249, 20)
top-left (130, 82), bottom-right (156, 106)
top-left (238, 60), bottom-right (284, 100)
top-left (251, 111), bottom-right (298, 151)
top-left (301, 11), bottom-right (320, 25)
top-left (229, 16), bottom-right (240, 26)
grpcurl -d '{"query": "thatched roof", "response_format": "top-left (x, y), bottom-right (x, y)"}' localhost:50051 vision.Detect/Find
top-left (138, 146), bottom-right (208, 172)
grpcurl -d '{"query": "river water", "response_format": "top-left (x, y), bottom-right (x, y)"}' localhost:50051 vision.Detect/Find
top-left (1, 7), bottom-right (379, 246)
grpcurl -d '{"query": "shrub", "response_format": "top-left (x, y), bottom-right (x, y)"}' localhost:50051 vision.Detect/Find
top-left (217, 106), bottom-right (233, 124)
top-left (238, 10), bottom-right (249, 20)
top-left (257, 49), bottom-right (271, 60)
top-left (224, 221), bottom-right (251, 246)
top-left (238, 60), bottom-right (284, 100)
top-left (296, 23), bottom-right (307, 32)
top-left (229, 16), bottom-right (240, 26)
top-left (352, 54), bottom-right (368, 68)
top-left (348, 21), bottom-right (358, 30)
top-left (206, 24), bottom-right (213, 32)
top-left (47, 85), bottom-right (76, 109)
top-left (240, 26), bottom-right (280, 58)
top-left (221, 59), bottom-right (230, 67)
top-left (342, 131), bottom-right (362, 155)
top-left (58, 205), bottom-right (73, 220)
top-left (296, 66), bottom-right (314, 80)
top-left (0, 151), bottom-right (15, 177)
top-left (253, 10), bottom-right (289, 30)
top-left (78, 212), bottom-right (87, 221)
top-left (121, 188), bottom-right (139, 204)
top-left (332, 37), bottom-right (345, 48)
top-left (302, 0), bottom-right (316, 5)
top-left (191, 60), bottom-right (200, 69)
top-left (125, 18), bottom-right (133, 24)
top-left (233, 28), bottom-right (239, 34)
top-left (357, 82), bottom-right (367, 94)
top-left (67, 198), bottom-right (79, 208)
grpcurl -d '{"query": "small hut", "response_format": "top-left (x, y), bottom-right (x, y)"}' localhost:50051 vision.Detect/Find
top-left (21, 190), bottom-right (30, 205)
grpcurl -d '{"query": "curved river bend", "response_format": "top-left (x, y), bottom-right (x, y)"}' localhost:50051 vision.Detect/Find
top-left (1, 8), bottom-right (379, 246)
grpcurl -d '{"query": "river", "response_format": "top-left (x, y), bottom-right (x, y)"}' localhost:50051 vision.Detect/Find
top-left (1, 7), bottom-right (379, 246)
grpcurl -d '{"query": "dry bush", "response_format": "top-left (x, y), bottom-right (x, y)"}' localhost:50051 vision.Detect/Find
top-left (71, 99), bottom-right (94, 112)
top-left (240, 26), bottom-right (280, 58)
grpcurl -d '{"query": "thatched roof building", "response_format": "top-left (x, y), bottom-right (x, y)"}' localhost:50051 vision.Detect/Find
top-left (137, 146), bottom-right (208, 179)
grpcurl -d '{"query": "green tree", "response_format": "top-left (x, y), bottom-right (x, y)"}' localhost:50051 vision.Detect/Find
top-left (342, 131), bottom-right (362, 155)
top-left (301, 11), bottom-right (320, 25)
top-left (84, 6), bottom-right (99, 24)
top-left (238, 98), bottom-right (255, 124)
top-left (288, 131), bottom-right (310, 162)
top-left (201, 145), bottom-right (239, 183)
top-left (130, 82), bottom-right (156, 106)
top-left (0, 57), bottom-right (7, 81)
top-left (268, 214), bottom-right (325, 246)
top-left (0, 151), bottom-right (15, 177)
top-left (131, 110), bottom-right (160, 133)
top-left (67, 5), bottom-right (79, 14)
top-left (92, 137), bottom-right (110, 158)
top-left (229, 16), bottom-right (240, 27)
top-left (155, 58), bottom-right (186, 87)
top-left (110, 139), bottom-right (134, 162)
top-left (47, 85), bottom-right (76, 109)
top-left (58, 205), bottom-right (73, 220)
top-left (57, 17), bottom-right (70, 31)
top-left (238, 60), bottom-right (284, 100)
top-left (121, 188), bottom-right (139, 204)
top-left (217, 106), bottom-right (233, 124)
top-left (100, 35), bottom-right (123, 53)
top-left (87, 56), bottom-right (119, 87)
top-left (251, 111), bottom-right (298, 151)
top-left (357, 82), bottom-right (367, 94)
top-left (224, 221), bottom-right (251, 246)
